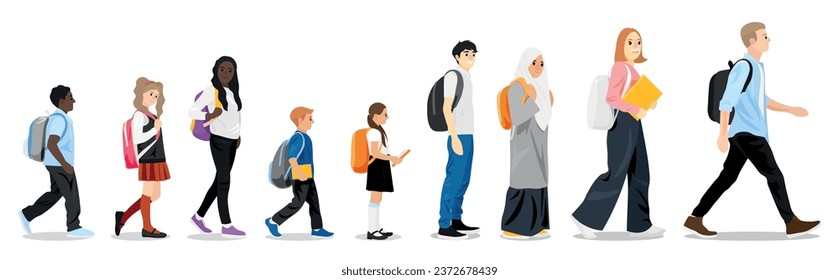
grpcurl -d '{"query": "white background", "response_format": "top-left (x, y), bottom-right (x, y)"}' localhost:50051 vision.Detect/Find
top-left (1, 0), bottom-right (833, 279)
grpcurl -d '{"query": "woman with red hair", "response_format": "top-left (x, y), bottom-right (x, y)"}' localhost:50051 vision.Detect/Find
top-left (571, 28), bottom-right (664, 239)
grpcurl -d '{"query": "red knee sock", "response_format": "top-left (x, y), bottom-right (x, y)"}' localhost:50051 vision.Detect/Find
top-left (121, 198), bottom-right (141, 225)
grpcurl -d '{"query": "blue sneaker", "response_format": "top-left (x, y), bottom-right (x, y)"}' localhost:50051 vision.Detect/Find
top-left (67, 228), bottom-right (94, 237)
top-left (264, 218), bottom-right (281, 237)
top-left (19, 211), bottom-right (31, 236)
top-left (311, 228), bottom-right (333, 238)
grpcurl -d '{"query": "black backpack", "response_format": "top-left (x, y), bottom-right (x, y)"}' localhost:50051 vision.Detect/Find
top-left (427, 69), bottom-right (463, 131)
top-left (708, 59), bottom-right (753, 124)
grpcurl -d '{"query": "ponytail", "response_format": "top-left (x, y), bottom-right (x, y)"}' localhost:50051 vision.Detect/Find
top-left (367, 103), bottom-right (388, 148)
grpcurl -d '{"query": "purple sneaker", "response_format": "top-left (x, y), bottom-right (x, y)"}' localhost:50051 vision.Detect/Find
top-left (221, 225), bottom-right (246, 238)
top-left (190, 214), bottom-right (212, 234)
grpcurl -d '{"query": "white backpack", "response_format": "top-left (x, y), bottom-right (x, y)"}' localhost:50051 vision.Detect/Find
top-left (587, 64), bottom-right (631, 130)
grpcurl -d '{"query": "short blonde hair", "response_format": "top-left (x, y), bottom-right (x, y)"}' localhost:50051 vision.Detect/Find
top-left (741, 22), bottom-right (766, 47)
top-left (289, 106), bottom-right (313, 126)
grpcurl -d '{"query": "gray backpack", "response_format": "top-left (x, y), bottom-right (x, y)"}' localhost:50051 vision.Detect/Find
top-left (268, 132), bottom-right (305, 189)
top-left (24, 112), bottom-right (68, 162)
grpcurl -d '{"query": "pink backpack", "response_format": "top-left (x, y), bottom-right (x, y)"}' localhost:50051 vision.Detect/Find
top-left (123, 110), bottom-right (159, 169)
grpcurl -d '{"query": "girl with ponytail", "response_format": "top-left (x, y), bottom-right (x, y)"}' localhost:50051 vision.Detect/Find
top-left (365, 102), bottom-right (405, 240)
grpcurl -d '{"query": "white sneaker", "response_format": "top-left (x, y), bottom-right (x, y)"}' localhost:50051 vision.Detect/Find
top-left (19, 211), bottom-right (31, 236)
top-left (67, 228), bottom-right (94, 237)
top-left (571, 216), bottom-right (596, 239)
top-left (629, 225), bottom-right (665, 238)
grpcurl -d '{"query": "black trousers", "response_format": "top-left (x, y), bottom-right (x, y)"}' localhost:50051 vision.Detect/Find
top-left (691, 133), bottom-right (795, 223)
top-left (573, 112), bottom-right (652, 232)
top-left (197, 135), bottom-right (237, 224)
top-left (272, 179), bottom-right (323, 229)
top-left (22, 166), bottom-right (82, 231)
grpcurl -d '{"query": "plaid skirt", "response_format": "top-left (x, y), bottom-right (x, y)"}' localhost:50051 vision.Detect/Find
top-left (139, 162), bottom-right (171, 182)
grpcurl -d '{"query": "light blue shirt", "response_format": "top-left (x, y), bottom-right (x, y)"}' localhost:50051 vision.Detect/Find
top-left (719, 53), bottom-right (769, 139)
top-left (43, 109), bottom-right (74, 167)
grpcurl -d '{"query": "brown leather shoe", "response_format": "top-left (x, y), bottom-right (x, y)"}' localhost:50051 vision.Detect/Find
top-left (786, 216), bottom-right (820, 239)
top-left (683, 216), bottom-right (716, 238)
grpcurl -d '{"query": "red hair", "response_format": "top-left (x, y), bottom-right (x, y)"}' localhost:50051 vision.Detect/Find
top-left (614, 28), bottom-right (647, 63)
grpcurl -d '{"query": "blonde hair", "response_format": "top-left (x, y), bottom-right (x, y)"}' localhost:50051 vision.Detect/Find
top-left (741, 22), bottom-right (766, 47)
top-left (289, 106), bottom-right (314, 126)
top-left (133, 77), bottom-right (164, 116)
top-left (614, 28), bottom-right (647, 63)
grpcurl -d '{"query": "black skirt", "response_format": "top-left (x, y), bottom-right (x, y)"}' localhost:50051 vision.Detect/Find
top-left (501, 187), bottom-right (550, 236)
top-left (366, 157), bottom-right (394, 192)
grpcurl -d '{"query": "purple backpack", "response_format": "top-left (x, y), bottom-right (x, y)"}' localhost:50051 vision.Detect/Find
top-left (190, 89), bottom-right (219, 141)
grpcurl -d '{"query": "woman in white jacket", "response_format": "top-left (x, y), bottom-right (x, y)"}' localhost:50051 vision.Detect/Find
top-left (188, 56), bottom-right (246, 238)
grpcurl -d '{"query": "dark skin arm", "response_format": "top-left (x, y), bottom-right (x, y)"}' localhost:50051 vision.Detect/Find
top-left (205, 108), bottom-right (222, 121)
top-left (47, 135), bottom-right (73, 174)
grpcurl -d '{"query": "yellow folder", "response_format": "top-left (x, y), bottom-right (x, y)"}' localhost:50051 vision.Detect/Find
top-left (292, 164), bottom-right (313, 179)
top-left (622, 75), bottom-right (662, 120)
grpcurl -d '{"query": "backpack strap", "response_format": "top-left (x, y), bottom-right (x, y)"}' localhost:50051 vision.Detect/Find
top-left (138, 110), bottom-right (160, 140)
top-left (611, 63), bottom-right (633, 119)
top-left (446, 69), bottom-right (464, 109)
top-left (294, 132), bottom-right (305, 159)
top-left (49, 113), bottom-right (70, 140)
top-left (729, 59), bottom-right (754, 93)
top-left (366, 128), bottom-right (377, 165)
top-left (622, 63), bottom-right (632, 97)
top-left (135, 110), bottom-right (160, 159)
top-left (213, 89), bottom-right (223, 109)
top-left (285, 132), bottom-right (307, 177)
top-left (512, 78), bottom-right (529, 104)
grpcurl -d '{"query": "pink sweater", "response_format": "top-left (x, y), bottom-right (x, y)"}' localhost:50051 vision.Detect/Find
top-left (606, 62), bottom-right (640, 115)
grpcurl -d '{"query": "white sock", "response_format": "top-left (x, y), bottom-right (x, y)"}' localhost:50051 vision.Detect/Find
top-left (222, 223), bottom-right (231, 228)
top-left (368, 203), bottom-right (381, 232)
top-left (195, 214), bottom-right (203, 221)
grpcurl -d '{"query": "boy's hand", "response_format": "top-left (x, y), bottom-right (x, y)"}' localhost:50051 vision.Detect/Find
top-left (717, 135), bottom-right (728, 153)
top-left (451, 137), bottom-right (463, 156)
top-left (62, 164), bottom-right (75, 175)
top-left (789, 107), bottom-right (808, 117)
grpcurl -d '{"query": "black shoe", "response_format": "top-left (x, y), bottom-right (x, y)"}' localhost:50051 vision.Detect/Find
top-left (367, 230), bottom-right (389, 240)
top-left (437, 227), bottom-right (467, 240)
top-left (451, 220), bottom-right (480, 234)
top-left (142, 228), bottom-right (167, 238)
top-left (114, 211), bottom-right (124, 236)
top-left (378, 228), bottom-right (394, 237)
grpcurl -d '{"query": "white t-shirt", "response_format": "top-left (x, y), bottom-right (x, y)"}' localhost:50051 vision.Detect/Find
top-left (188, 85), bottom-right (241, 139)
top-left (443, 67), bottom-right (474, 134)
top-left (367, 128), bottom-right (389, 154)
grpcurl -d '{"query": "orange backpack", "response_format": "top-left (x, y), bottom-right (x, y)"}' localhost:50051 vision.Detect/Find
top-left (497, 78), bottom-right (530, 130)
top-left (351, 128), bottom-right (374, 173)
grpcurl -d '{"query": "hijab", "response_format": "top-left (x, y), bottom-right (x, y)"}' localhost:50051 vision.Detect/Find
top-left (514, 48), bottom-right (552, 130)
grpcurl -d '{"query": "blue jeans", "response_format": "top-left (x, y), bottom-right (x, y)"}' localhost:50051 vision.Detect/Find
top-left (439, 135), bottom-right (474, 228)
